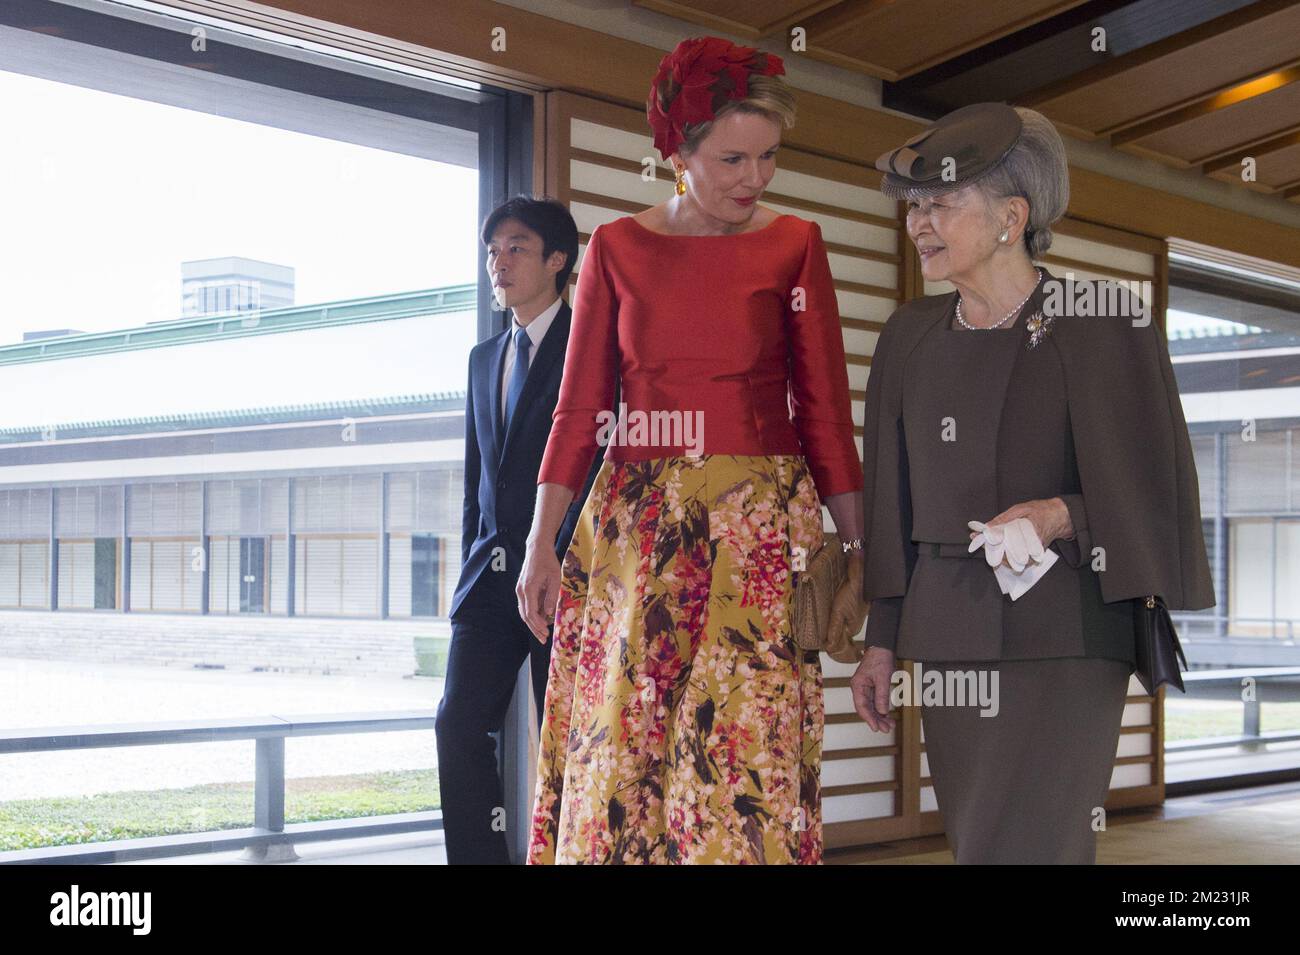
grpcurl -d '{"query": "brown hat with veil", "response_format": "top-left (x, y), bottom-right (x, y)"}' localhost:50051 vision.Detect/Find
top-left (874, 102), bottom-right (1023, 199)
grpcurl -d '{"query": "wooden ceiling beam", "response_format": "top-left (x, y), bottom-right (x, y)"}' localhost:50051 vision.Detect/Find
top-left (1107, 63), bottom-right (1300, 147)
top-left (799, 0), bottom-right (896, 41)
top-left (1203, 130), bottom-right (1300, 175)
top-left (880, 1), bottom-right (1088, 80)
top-left (631, 0), bottom-right (850, 41)
top-left (760, 0), bottom-right (876, 43)
top-left (795, 0), bottom-right (902, 79)
top-left (630, 0), bottom-right (765, 39)
top-left (1194, 121), bottom-right (1300, 167)
top-left (801, 0), bottom-right (1087, 82)
top-left (1017, 0), bottom-right (1300, 110)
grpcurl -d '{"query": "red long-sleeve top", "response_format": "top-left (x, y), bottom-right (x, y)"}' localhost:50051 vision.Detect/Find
top-left (537, 213), bottom-right (863, 499)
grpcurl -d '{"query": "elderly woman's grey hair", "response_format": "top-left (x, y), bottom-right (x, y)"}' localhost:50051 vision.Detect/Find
top-left (970, 107), bottom-right (1069, 259)
top-left (901, 107), bottom-right (1070, 260)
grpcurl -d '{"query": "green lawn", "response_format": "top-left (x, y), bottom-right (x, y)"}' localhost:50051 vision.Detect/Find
top-left (0, 769), bottom-right (440, 852)
top-left (1165, 700), bottom-right (1300, 741)
top-left (7, 703), bottom-right (1300, 853)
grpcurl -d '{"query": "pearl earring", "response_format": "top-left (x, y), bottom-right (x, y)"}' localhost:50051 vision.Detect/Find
top-left (999, 230), bottom-right (1009, 243)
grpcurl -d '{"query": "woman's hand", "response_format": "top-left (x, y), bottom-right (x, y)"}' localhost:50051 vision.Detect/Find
top-left (850, 646), bottom-right (897, 733)
top-left (969, 497), bottom-right (1073, 554)
top-left (828, 554), bottom-right (869, 647)
top-left (517, 540), bottom-right (562, 643)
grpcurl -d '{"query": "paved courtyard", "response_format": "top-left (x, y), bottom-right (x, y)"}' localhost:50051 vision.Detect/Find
top-left (0, 656), bottom-right (444, 801)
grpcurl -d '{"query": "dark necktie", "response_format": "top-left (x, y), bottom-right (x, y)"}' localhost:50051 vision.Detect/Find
top-left (504, 325), bottom-right (531, 432)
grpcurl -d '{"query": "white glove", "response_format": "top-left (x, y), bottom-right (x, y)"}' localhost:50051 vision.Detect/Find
top-left (967, 518), bottom-right (1058, 601)
top-left (969, 516), bottom-right (1043, 571)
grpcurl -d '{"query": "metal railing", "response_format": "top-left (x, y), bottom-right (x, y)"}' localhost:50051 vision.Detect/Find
top-left (1174, 613), bottom-right (1300, 642)
top-left (1169, 667), bottom-right (1300, 752)
top-left (0, 710), bottom-right (441, 864)
top-left (4, 670), bottom-right (1298, 863)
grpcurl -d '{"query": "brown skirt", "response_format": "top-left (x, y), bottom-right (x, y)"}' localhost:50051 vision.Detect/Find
top-left (918, 656), bottom-right (1131, 864)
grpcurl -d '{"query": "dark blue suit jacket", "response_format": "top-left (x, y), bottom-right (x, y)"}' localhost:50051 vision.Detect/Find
top-left (449, 298), bottom-right (607, 623)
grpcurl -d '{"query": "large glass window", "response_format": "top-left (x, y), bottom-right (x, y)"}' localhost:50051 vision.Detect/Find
top-left (0, 0), bottom-right (525, 858)
top-left (1165, 248), bottom-right (1300, 785)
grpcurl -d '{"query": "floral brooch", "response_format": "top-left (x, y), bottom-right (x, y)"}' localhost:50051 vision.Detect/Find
top-left (1024, 310), bottom-right (1056, 350)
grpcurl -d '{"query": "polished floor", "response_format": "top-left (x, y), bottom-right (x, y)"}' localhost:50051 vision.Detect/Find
top-left (839, 779), bottom-right (1300, 865)
top-left (116, 779), bottom-right (1300, 864)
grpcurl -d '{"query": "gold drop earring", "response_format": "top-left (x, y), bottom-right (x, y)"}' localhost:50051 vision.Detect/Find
top-left (674, 164), bottom-right (686, 196)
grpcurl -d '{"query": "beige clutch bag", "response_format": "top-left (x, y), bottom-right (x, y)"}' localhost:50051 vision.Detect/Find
top-left (792, 532), bottom-right (864, 664)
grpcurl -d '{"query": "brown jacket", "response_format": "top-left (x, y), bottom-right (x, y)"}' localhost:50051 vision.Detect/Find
top-left (859, 268), bottom-right (1215, 662)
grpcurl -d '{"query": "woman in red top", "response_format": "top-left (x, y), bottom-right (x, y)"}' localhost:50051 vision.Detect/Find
top-left (517, 37), bottom-right (870, 864)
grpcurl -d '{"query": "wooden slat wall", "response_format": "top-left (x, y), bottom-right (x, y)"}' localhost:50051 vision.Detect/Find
top-left (544, 90), bottom-right (927, 848)
top-left (543, 90), bottom-right (1174, 847)
top-left (911, 218), bottom-right (1170, 813)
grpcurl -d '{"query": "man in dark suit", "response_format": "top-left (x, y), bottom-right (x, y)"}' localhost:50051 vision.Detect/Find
top-left (436, 196), bottom-right (605, 865)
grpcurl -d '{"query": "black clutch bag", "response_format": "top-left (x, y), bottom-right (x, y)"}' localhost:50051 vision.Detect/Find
top-left (1133, 594), bottom-right (1189, 695)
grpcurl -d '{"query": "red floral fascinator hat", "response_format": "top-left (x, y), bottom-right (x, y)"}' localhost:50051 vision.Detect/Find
top-left (646, 36), bottom-right (786, 162)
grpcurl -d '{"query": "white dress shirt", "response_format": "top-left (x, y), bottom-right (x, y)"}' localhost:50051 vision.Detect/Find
top-left (500, 295), bottom-right (562, 425)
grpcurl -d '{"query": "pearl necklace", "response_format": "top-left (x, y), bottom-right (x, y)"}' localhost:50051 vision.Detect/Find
top-left (955, 268), bottom-right (1043, 330)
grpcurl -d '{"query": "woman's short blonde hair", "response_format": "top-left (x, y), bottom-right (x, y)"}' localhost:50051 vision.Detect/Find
top-left (676, 74), bottom-right (796, 158)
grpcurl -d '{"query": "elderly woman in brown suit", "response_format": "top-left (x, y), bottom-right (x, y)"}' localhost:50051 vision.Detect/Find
top-left (851, 103), bottom-right (1214, 863)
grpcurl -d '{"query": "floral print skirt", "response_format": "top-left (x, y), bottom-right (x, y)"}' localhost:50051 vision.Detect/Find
top-left (526, 454), bottom-right (826, 864)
